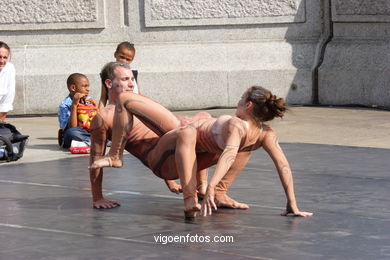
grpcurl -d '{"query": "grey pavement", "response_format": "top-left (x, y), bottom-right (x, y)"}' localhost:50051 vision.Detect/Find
top-left (1, 106), bottom-right (390, 260)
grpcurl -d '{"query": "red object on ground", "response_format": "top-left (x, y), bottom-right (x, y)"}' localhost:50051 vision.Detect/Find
top-left (69, 147), bottom-right (90, 154)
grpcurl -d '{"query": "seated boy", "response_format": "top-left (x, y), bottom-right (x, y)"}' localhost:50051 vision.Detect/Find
top-left (58, 73), bottom-right (97, 149)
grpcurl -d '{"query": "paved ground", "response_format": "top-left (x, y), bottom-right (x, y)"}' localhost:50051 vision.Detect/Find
top-left (1, 106), bottom-right (389, 259)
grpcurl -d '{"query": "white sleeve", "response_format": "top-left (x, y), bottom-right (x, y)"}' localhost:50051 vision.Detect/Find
top-left (0, 63), bottom-right (16, 111)
top-left (133, 79), bottom-right (139, 94)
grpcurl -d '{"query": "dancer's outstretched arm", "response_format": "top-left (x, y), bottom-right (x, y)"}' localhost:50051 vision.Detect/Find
top-left (214, 151), bottom-right (252, 209)
top-left (201, 118), bottom-right (244, 216)
top-left (262, 131), bottom-right (313, 217)
top-left (89, 114), bottom-right (120, 209)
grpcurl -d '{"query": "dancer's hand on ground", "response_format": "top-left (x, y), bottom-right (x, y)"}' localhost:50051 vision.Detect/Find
top-left (280, 203), bottom-right (313, 217)
top-left (93, 199), bottom-right (120, 209)
top-left (200, 186), bottom-right (217, 216)
top-left (165, 180), bottom-right (182, 194)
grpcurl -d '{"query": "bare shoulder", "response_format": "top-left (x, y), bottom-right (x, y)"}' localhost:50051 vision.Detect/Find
top-left (261, 125), bottom-right (280, 148)
top-left (214, 115), bottom-right (245, 132)
top-left (224, 116), bottom-right (247, 140)
top-left (229, 116), bottom-right (243, 124)
top-left (262, 124), bottom-right (276, 136)
top-left (220, 115), bottom-right (244, 127)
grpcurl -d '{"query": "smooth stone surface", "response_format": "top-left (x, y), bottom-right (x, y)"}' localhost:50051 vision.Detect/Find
top-left (1, 143), bottom-right (389, 259)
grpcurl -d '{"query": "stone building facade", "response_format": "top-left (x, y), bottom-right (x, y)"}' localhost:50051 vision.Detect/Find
top-left (0, 0), bottom-right (388, 115)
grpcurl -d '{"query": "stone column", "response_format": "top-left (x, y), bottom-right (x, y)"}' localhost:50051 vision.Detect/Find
top-left (319, 0), bottom-right (390, 107)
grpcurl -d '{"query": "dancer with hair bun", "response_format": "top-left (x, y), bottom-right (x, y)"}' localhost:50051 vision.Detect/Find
top-left (91, 86), bottom-right (313, 219)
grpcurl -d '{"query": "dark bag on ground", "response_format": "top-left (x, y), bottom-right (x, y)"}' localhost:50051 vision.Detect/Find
top-left (0, 122), bottom-right (29, 162)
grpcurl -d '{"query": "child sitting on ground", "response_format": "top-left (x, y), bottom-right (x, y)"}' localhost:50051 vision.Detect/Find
top-left (58, 73), bottom-right (97, 151)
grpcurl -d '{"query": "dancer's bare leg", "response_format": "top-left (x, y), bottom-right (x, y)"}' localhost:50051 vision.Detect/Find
top-left (214, 151), bottom-right (252, 209)
top-left (90, 93), bottom-right (181, 169)
top-left (145, 125), bottom-right (200, 218)
top-left (179, 112), bottom-right (212, 198)
top-left (175, 125), bottom-right (200, 218)
top-left (197, 169), bottom-right (208, 198)
top-left (122, 93), bottom-right (181, 136)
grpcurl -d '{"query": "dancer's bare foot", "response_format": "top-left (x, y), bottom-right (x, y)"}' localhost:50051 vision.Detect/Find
top-left (93, 198), bottom-right (120, 209)
top-left (215, 194), bottom-right (249, 209)
top-left (89, 156), bottom-right (123, 169)
top-left (165, 180), bottom-right (182, 194)
top-left (184, 197), bottom-right (201, 219)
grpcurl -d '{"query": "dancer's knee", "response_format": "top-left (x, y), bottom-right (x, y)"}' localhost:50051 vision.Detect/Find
top-left (177, 126), bottom-right (196, 145)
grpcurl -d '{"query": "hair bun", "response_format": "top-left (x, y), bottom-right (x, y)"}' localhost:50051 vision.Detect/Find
top-left (265, 95), bottom-right (286, 118)
top-left (265, 94), bottom-right (276, 105)
top-left (247, 86), bottom-right (288, 122)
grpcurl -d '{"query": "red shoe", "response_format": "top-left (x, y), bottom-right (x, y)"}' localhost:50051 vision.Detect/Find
top-left (69, 147), bottom-right (90, 154)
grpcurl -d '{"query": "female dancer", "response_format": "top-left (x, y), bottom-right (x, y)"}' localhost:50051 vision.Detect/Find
top-left (91, 86), bottom-right (313, 218)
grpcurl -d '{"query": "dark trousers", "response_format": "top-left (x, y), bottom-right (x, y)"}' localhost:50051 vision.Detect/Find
top-left (62, 127), bottom-right (91, 148)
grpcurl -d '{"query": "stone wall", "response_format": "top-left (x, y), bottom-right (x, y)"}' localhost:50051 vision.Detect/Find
top-left (318, 0), bottom-right (390, 107)
top-left (0, 0), bottom-right (388, 115)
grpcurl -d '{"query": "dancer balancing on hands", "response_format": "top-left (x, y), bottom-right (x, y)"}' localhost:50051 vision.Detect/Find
top-left (91, 85), bottom-right (313, 218)
top-left (90, 61), bottom-right (213, 211)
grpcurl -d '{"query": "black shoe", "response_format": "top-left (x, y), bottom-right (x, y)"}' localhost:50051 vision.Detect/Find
top-left (11, 134), bottom-right (29, 143)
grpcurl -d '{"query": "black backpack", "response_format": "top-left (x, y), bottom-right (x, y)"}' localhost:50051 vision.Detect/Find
top-left (0, 122), bottom-right (29, 162)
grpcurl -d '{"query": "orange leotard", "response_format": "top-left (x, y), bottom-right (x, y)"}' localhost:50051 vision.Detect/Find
top-left (124, 113), bottom-right (218, 180)
top-left (194, 117), bottom-right (263, 154)
top-left (196, 122), bottom-right (222, 153)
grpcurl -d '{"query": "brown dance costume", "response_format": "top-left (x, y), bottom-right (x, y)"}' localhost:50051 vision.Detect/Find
top-left (196, 121), bottom-right (222, 153)
top-left (102, 110), bottom-right (216, 180)
top-left (193, 116), bottom-right (263, 154)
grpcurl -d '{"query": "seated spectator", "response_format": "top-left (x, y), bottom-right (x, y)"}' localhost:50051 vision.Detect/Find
top-left (58, 73), bottom-right (97, 149)
top-left (0, 41), bottom-right (15, 122)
